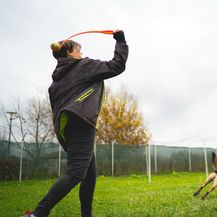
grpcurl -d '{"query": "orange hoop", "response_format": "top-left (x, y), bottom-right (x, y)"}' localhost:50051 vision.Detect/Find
top-left (60, 30), bottom-right (113, 48)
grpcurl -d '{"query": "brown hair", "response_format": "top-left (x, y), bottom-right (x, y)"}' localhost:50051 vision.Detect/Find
top-left (50, 40), bottom-right (81, 59)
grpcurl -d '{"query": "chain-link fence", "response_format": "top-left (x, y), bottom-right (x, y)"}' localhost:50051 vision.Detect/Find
top-left (0, 140), bottom-right (216, 181)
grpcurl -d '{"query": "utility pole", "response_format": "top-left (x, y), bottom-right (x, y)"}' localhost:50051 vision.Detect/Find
top-left (6, 111), bottom-right (17, 157)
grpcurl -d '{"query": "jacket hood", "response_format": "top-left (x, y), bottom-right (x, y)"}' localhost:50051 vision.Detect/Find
top-left (52, 57), bottom-right (81, 81)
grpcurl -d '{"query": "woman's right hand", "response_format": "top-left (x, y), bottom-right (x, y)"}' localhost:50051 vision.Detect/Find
top-left (113, 30), bottom-right (126, 43)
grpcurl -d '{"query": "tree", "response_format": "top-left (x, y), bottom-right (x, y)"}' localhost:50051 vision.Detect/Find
top-left (25, 94), bottom-right (54, 144)
top-left (0, 93), bottom-right (55, 169)
top-left (24, 94), bottom-right (55, 169)
top-left (96, 87), bottom-right (151, 145)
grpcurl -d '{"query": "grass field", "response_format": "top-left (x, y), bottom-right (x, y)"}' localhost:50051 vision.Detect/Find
top-left (1, 172), bottom-right (217, 217)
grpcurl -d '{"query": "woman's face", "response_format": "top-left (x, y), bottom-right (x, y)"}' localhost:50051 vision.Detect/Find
top-left (68, 46), bottom-right (82, 59)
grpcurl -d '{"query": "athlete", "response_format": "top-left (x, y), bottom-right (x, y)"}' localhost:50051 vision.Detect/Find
top-left (22, 30), bottom-right (128, 217)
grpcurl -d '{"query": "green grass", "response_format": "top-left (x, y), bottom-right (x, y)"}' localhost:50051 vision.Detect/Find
top-left (1, 172), bottom-right (217, 217)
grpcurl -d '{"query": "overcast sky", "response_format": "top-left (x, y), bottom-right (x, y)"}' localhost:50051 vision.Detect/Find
top-left (1, 0), bottom-right (217, 148)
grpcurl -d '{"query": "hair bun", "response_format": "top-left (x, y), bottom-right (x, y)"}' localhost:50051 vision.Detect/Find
top-left (50, 42), bottom-right (61, 52)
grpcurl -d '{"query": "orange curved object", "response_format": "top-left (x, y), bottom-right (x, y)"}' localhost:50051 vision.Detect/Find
top-left (60, 30), bottom-right (113, 48)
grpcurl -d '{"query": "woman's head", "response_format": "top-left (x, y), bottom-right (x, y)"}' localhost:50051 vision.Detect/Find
top-left (50, 40), bottom-right (82, 59)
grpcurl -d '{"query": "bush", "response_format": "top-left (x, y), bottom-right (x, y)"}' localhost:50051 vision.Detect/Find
top-left (0, 157), bottom-right (19, 181)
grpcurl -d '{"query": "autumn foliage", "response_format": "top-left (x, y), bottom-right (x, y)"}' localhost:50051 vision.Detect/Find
top-left (96, 88), bottom-right (151, 145)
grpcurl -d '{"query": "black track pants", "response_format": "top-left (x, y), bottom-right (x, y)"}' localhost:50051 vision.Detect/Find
top-left (33, 113), bottom-right (96, 217)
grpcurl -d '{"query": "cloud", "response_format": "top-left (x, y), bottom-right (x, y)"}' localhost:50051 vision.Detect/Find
top-left (0, 0), bottom-right (217, 147)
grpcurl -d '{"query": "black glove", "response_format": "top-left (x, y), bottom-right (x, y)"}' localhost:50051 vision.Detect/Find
top-left (113, 30), bottom-right (126, 43)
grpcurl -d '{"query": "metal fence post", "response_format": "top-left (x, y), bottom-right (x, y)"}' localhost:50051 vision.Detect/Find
top-left (148, 143), bottom-right (151, 184)
top-left (194, 135), bottom-right (208, 177)
top-left (188, 147), bottom-right (192, 172)
top-left (111, 140), bottom-right (116, 176)
top-left (94, 141), bottom-right (97, 161)
top-left (19, 133), bottom-right (27, 182)
top-left (19, 140), bottom-right (24, 182)
top-left (154, 144), bottom-right (157, 173)
top-left (145, 145), bottom-right (148, 175)
top-left (204, 146), bottom-right (208, 177)
top-left (58, 143), bottom-right (61, 177)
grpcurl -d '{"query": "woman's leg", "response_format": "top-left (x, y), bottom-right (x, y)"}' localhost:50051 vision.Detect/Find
top-left (33, 114), bottom-right (96, 217)
top-left (79, 154), bottom-right (96, 217)
top-left (33, 172), bottom-right (81, 217)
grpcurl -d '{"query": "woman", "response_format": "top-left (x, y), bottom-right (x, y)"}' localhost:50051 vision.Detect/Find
top-left (23, 30), bottom-right (128, 217)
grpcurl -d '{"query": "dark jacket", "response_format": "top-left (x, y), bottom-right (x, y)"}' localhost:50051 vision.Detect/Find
top-left (48, 41), bottom-right (128, 151)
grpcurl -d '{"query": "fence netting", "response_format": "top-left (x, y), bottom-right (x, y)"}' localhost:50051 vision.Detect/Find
top-left (0, 140), bottom-right (216, 180)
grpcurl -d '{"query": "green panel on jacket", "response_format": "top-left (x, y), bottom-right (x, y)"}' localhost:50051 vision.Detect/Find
top-left (60, 111), bottom-right (68, 141)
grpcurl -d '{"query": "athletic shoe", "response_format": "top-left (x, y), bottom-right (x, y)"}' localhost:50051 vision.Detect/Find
top-left (22, 210), bottom-right (36, 217)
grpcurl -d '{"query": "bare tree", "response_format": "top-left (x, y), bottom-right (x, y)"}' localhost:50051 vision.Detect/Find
top-left (0, 93), bottom-right (55, 167)
top-left (24, 94), bottom-right (55, 169)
